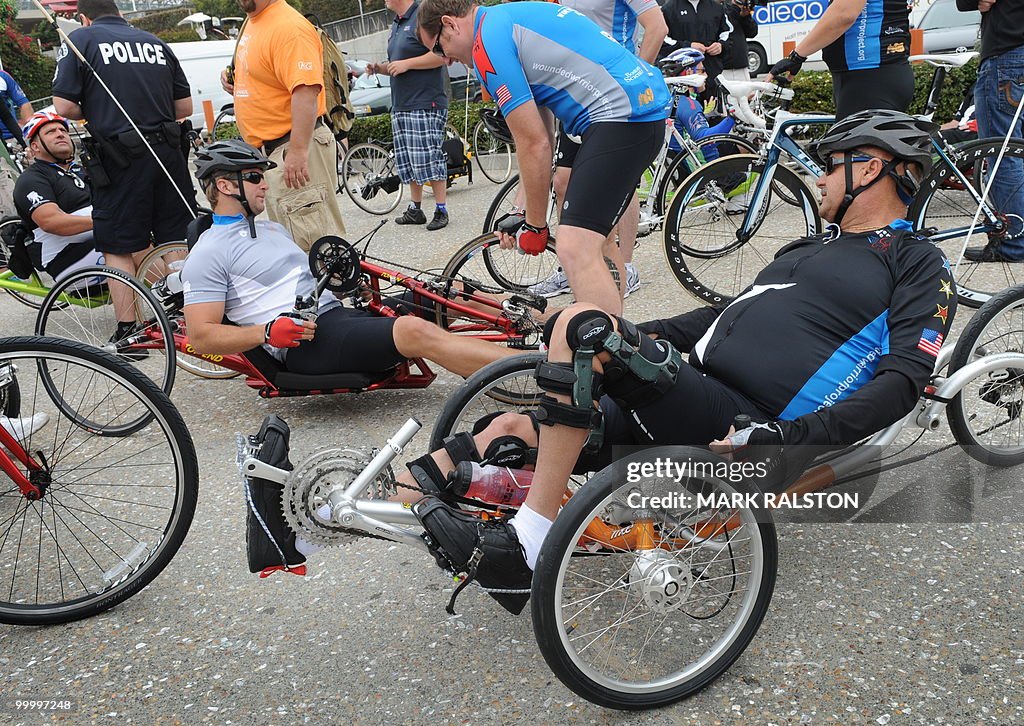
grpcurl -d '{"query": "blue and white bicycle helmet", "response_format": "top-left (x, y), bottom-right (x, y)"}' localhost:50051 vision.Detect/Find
top-left (659, 48), bottom-right (705, 77)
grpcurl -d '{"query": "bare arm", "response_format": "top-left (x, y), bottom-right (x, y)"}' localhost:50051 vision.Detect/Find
top-left (282, 84), bottom-right (321, 189)
top-left (388, 52), bottom-right (446, 76)
top-left (52, 97), bottom-right (84, 121)
top-left (31, 203), bottom-right (93, 237)
top-left (505, 101), bottom-right (554, 229)
top-left (17, 102), bottom-right (33, 124)
top-left (184, 301), bottom-right (267, 355)
top-left (637, 7), bottom-right (669, 64)
top-left (174, 97), bottom-right (193, 121)
top-left (792, 0), bottom-right (869, 58)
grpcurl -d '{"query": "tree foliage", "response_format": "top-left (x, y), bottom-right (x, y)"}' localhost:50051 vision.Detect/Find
top-left (0, 0), bottom-right (57, 101)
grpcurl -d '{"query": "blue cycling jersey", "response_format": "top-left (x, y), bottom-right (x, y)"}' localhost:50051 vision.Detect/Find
top-left (668, 93), bottom-right (734, 159)
top-left (559, 0), bottom-right (659, 54)
top-left (821, 0), bottom-right (910, 72)
top-left (472, 3), bottom-right (671, 136)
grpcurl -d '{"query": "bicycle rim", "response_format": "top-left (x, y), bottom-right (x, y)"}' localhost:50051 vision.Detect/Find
top-left (343, 143), bottom-right (403, 215)
top-left (474, 121), bottom-right (514, 184)
top-left (0, 337), bottom-right (198, 625)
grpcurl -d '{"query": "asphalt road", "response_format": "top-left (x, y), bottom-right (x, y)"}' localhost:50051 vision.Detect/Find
top-left (0, 175), bottom-right (1022, 725)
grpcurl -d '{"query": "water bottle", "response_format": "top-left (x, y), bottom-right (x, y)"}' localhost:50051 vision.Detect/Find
top-left (449, 461), bottom-right (533, 507)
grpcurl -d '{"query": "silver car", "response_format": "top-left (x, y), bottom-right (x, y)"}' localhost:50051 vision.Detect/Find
top-left (918, 0), bottom-right (981, 54)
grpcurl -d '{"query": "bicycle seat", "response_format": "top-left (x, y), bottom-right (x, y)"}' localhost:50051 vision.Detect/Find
top-left (909, 52), bottom-right (979, 68)
top-left (186, 213), bottom-right (214, 251)
top-left (718, 77), bottom-right (795, 103)
top-left (242, 344), bottom-right (396, 392)
top-left (665, 74), bottom-right (706, 90)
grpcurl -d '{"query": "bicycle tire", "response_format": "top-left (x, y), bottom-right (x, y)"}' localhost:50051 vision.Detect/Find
top-left (908, 138), bottom-right (1024, 309)
top-left (655, 134), bottom-right (759, 217)
top-left (342, 142), bottom-right (404, 215)
top-left (135, 243), bottom-right (241, 380)
top-left (0, 336), bottom-right (198, 626)
top-left (473, 119), bottom-right (514, 184)
top-left (531, 447), bottom-right (777, 709)
top-left (35, 266), bottom-right (176, 405)
top-left (429, 352), bottom-right (546, 451)
top-left (441, 232), bottom-right (561, 301)
top-left (947, 283), bottom-right (1024, 466)
top-left (663, 154), bottom-right (821, 305)
top-left (0, 217), bottom-right (52, 310)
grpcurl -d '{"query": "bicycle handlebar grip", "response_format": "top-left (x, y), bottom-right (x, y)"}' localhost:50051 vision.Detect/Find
top-left (495, 212), bottom-right (526, 235)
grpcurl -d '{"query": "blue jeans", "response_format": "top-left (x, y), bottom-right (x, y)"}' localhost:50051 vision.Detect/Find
top-left (975, 45), bottom-right (1024, 255)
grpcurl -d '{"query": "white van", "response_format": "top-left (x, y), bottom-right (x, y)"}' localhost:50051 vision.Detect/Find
top-left (168, 40), bottom-right (236, 132)
top-left (747, 0), bottom-right (825, 75)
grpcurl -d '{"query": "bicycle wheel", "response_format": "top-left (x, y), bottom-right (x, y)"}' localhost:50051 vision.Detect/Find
top-left (342, 142), bottom-right (404, 215)
top-left (655, 135), bottom-right (759, 217)
top-left (0, 217), bottom-right (51, 310)
top-left (135, 244), bottom-right (241, 380)
top-left (481, 174), bottom-right (559, 237)
top-left (0, 336), bottom-right (198, 625)
top-left (35, 266), bottom-right (176, 396)
top-left (429, 352), bottom-right (545, 451)
top-left (211, 108), bottom-right (239, 141)
top-left (532, 447), bottom-right (777, 709)
top-left (663, 154), bottom-right (821, 305)
top-left (909, 138), bottom-right (1024, 308)
top-left (473, 120), bottom-right (514, 184)
top-left (442, 232), bottom-right (560, 299)
top-left (947, 283), bottom-right (1024, 466)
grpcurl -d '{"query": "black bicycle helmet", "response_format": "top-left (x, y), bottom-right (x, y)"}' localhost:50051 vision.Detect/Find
top-left (193, 139), bottom-right (276, 181)
top-left (811, 110), bottom-right (939, 223)
top-left (811, 110), bottom-right (938, 176)
top-left (478, 108), bottom-right (513, 146)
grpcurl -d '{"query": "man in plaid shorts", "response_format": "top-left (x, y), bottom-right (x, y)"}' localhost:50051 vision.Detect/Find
top-left (368, 0), bottom-right (450, 230)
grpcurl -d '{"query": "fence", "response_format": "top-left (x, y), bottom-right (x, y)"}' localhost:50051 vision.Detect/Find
top-left (322, 9), bottom-right (390, 44)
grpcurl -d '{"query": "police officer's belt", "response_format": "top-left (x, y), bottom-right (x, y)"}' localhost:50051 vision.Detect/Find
top-left (115, 128), bottom-right (176, 148)
top-left (262, 118), bottom-right (325, 157)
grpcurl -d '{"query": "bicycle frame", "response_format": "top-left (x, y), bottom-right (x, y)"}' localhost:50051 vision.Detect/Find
top-left (0, 269), bottom-right (113, 308)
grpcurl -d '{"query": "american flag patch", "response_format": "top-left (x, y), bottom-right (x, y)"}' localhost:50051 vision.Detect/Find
top-left (917, 328), bottom-right (944, 357)
top-left (495, 84), bottom-right (512, 107)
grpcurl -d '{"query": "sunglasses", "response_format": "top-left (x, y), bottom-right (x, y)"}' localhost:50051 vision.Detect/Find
top-left (239, 171), bottom-right (266, 184)
top-left (432, 33), bottom-right (446, 58)
top-left (824, 153), bottom-right (876, 175)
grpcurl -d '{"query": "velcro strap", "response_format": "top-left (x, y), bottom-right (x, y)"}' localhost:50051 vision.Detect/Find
top-left (535, 394), bottom-right (601, 429)
top-left (535, 361), bottom-right (576, 395)
top-left (482, 435), bottom-right (535, 468)
top-left (614, 316), bottom-right (642, 347)
top-left (442, 432), bottom-right (480, 465)
top-left (408, 453), bottom-right (450, 495)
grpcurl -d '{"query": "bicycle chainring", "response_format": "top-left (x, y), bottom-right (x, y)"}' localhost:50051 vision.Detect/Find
top-left (282, 448), bottom-right (396, 547)
top-left (309, 236), bottom-right (361, 295)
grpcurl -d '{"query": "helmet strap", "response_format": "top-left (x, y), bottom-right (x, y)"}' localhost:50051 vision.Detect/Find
top-left (833, 152), bottom-right (907, 224)
top-left (225, 170), bottom-right (258, 238)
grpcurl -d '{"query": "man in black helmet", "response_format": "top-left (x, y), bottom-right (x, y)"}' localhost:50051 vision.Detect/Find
top-left (404, 111), bottom-right (959, 615)
top-left (181, 140), bottom-right (515, 381)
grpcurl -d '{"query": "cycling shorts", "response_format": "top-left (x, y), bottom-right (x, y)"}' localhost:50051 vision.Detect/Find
top-left (554, 128), bottom-right (580, 169)
top-left (284, 306), bottom-right (404, 376)
top-left (831, 64), bottom-right (914, 120)
top-left (559, 120), bottom-right (663, 237)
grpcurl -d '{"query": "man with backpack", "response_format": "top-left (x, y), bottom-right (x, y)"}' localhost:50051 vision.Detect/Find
top-left (368, 0), bottom-right (452, 231)
top-left (219, 0), bottom-right (346, 251)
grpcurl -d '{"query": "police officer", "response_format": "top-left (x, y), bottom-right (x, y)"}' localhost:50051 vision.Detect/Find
top-left (52, 0), bottom-right (195, 341)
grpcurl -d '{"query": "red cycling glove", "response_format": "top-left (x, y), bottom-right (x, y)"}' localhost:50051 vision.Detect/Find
top-left (517, 223), bottom-right (550, 255)
top-left (264, 316), bottom-right (305, 348)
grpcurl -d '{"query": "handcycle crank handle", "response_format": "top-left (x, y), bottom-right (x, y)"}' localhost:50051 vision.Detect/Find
top-left (327, 418), bottom-right (422, 509)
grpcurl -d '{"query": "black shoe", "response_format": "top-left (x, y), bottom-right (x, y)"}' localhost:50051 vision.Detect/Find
top-left (395, 206), bottom-right (427, 225)
top-left (414, 495), bottom-right (532, 615)
top-left (245, 415), bottom-right (306, 576)
top-left (426, 209), bottom-right (449, 231)
top-left (963, 244), bottom-right (1024, 263)
top-left (110, 321), bottom-right (148, 362)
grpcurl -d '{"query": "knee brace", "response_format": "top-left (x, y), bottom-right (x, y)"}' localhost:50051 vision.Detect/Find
top-left (408, 432), bottom-right (480, 496)
top-left (600, 318), bottom-right (683, 410)
top-left (470, 411), bottom-right (538, 468)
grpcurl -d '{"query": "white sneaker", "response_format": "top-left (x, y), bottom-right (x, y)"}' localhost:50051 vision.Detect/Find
top-left (623, 263), bottom-right (641, 298)
top-left (725, 191), bottom-right (752, 215)
top-left (527, 268), bottom-right (571, 298)
top-left (1, 412), bottom-right (50, 443)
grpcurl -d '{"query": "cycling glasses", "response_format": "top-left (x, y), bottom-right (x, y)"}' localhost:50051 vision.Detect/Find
top-left (824, 153), bottom-right (877, 175)
top-left (239, 171), bottom-right (266, 185)
top-left (432, 34), bottom-right (446, 58)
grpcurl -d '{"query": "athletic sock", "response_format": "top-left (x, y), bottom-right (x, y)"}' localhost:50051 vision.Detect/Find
top-left (436, 203), bottom-right (447, 214)
top-left (410, 201), bottom-right (421, 210)
top-left (510, 503), bottom-right (554, 570)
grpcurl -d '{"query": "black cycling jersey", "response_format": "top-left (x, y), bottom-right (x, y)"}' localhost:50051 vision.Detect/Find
top-left (821, 0), bottom-right (910, 72)
top-left (640, 222), bottom-right (956, 444)
top-left (13, 160), bottom-right (91, 232)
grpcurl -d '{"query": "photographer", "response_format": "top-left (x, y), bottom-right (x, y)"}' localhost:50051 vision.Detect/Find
top-left (720, 0), bottom-right (758, 83)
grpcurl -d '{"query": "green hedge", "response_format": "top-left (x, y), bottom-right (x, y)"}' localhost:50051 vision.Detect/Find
top-left (789, 60), bottom-right (978, 123)
top-left (349, 102), bottom-right (490, 145)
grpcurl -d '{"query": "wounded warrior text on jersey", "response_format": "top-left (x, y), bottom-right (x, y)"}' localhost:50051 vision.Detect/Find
top-left (471, 3), bottom-right (670, 137)
top-left (822, 0), bottom-right (910, 72)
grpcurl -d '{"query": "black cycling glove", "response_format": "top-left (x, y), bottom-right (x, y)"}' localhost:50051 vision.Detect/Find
top-left (768, 50), bottom-right (807, 82)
